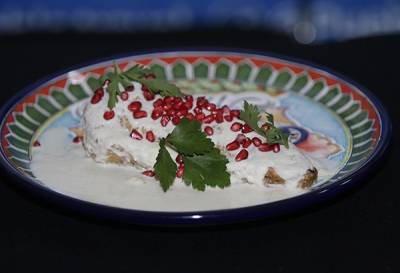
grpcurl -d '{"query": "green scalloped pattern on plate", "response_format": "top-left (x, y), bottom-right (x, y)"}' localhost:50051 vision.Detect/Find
top-left (1, 53), bottom-right (380, 187)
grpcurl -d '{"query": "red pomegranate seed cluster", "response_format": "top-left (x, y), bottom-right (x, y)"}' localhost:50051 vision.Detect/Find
top-left (92, 79), bottom-right (282, 173)
top-left (227, 121), bottom-right (281, 161)
top-left (128, 100), bottom-right (148, 119)
top-left (130, 128), bottom-right (156, 143)
top-left (91, 87), bottom-right (105, 104)
top-left (90, 81), bottom-right (118, 121)
top-left (147, 95), bottom-right (242, 130)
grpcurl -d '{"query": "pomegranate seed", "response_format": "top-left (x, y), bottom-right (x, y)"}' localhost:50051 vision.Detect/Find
top-left (196, 97), bottom-right (207, 107)
top-left (273, 144), bottom-right (281, 153)
top-left (215, 112), bottom-right (224, 123)
top-left (185, 113), bottom-right (195, 120)
top-left (166, 109), bottom-right (176, 117)
top-left (146, 131), bottom-right (155, 142)
top-left (222, 105), bottom-right (230, 114)
top-left (90, 94), bottom-right (102, 104)
top-left (185, 95), bottom-right (193, 102)
top-left (203, 115), bottom-right (214, 124)
top-left (235, 134), bottom-right (247, 144)
top-left (194, 107), bottom-right (203, 114)
top-left (130, 129), bottom-right (143, 140)
top-left (235, 149), bottom-right (249, 161)
top-left (195, 113), bottom-right (205, 120)
top-left (125, 85), bottom-right (134, 92)
top-left (33, 140), bottom-right (41, 147)
top-left (176, 109), bottom-right (188, 117)
top-left (120, 91), bottom-right (129, 101)
top-left (174, 97), bottom-right (183, 104)
top-left (143, 90), bottom-right (155, 101)
top-left (172, 116), bottom-right (180, 125)
top-left (175, 154), bottom-right (183, 164)
top-left (204, 126), bottom-right (214, 136)
top-left (133, 110), bottom-right (147, 119)
top-left (94, 88), bottom-right (104, 96)
top-left (242, 124), bottom-right (253, 133)
top-left (206, 103), bottom-right (217, 111)
top-left (153, 98), bottom-right (164, 108)
top-left (230, 122), bottom-right (243, 132)
top-left (230, 110), bottom-right (240, 118)
top-left (176, 164), bottom-right (184, 178)
top-left (184, 101), bottom-right (193, 109)
top-left (179, 102), bottom-right (188, 109)
top-left (224, 114), bottom-right (233, 122)
top-left (242, 138), bottom-right (252, 148)
top-left (164, 96), bottom-right (174, 104)
top-left (252, 137), bottom-right (262, 147)
top-left (226, 140), bottom-right (240, 151)
top-left (142, 170), bottom-right (155, 177)
top-left (163, 104), bottom-right (172, 111)
top-left (173, 102), bottom-right (184, 110)
top-left (259, 143), bottom-right (272, 152)
top-left (73, 136), bottom-right (83, 143)
top-left (141, 85), bottom-right (150, 92)
top-left (161, 115), bottom-right (170, 127)
top-left (128, 101), bottom-right (142, 112)
top-left (211, 109), bottom-right (220, 116)
top-left (103, 110), bottom-right (115, 120)
top-left (151, 107), bottom-right (163, 120)
top-left (261, 122), bottom-right (270, 131)
top-left (144, 74), bottom-right (156, 79)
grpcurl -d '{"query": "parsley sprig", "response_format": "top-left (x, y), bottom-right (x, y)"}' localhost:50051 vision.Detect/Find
top-left (104, 62), bottom-right (183, 109)
top-left (154, 118), bottom-right (230, 192)
top-left (240, 101), bottom-right (289, 148)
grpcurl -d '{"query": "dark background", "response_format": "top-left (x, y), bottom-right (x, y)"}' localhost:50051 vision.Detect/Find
top-left (0, 30), bottom-right (398, 273)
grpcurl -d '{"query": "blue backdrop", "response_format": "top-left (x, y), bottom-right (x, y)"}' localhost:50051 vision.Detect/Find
top-left (1, 0), bottom-right (399, 43)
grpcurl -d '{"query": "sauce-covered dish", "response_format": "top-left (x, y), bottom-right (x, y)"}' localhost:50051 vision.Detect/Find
top-left (0, 51), bottom-right (391, 225)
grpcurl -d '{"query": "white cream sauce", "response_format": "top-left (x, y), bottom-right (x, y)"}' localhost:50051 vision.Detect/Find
top-left (31, 127), bottom-right (310, 211)
top-left (30, 118), bottom-right (339, 212)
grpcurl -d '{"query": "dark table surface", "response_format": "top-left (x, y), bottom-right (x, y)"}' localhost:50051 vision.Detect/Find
top-left (0, 30), bottom-right (398, 273)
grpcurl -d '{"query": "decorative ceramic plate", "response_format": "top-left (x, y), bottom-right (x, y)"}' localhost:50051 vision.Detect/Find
top-left (0, 51), bottom-right (391, 225)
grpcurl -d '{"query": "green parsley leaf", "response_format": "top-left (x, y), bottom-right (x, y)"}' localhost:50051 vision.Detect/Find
top-left (166, 118), bottom-right (214, 155)
top-left (265, 126), bottom-right (289, 148)
top-left (118, 74), bottom-right (133, 89)
top-left (182, 148), bottom-right (230, 191)
top-left (154, 118), bottom-right (230, 192)
top-left (122, 64), bottom-right (183, 97)
top-left (153, 138), bottom-right (178, 192)
top-left (123, 64), bottom-right (154, 79)
top-left (239, 101), bottom-right (289, 148)
top-left (107, 69), bottom-right (119, 109)
top-left (136, 78), bottom-right (183, 97)
top-left (239, 101), bottom-right (265, 136)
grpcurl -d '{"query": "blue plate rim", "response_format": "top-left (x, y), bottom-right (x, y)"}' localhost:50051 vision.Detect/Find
top-left (0, 48), bottom-right (392, 226)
